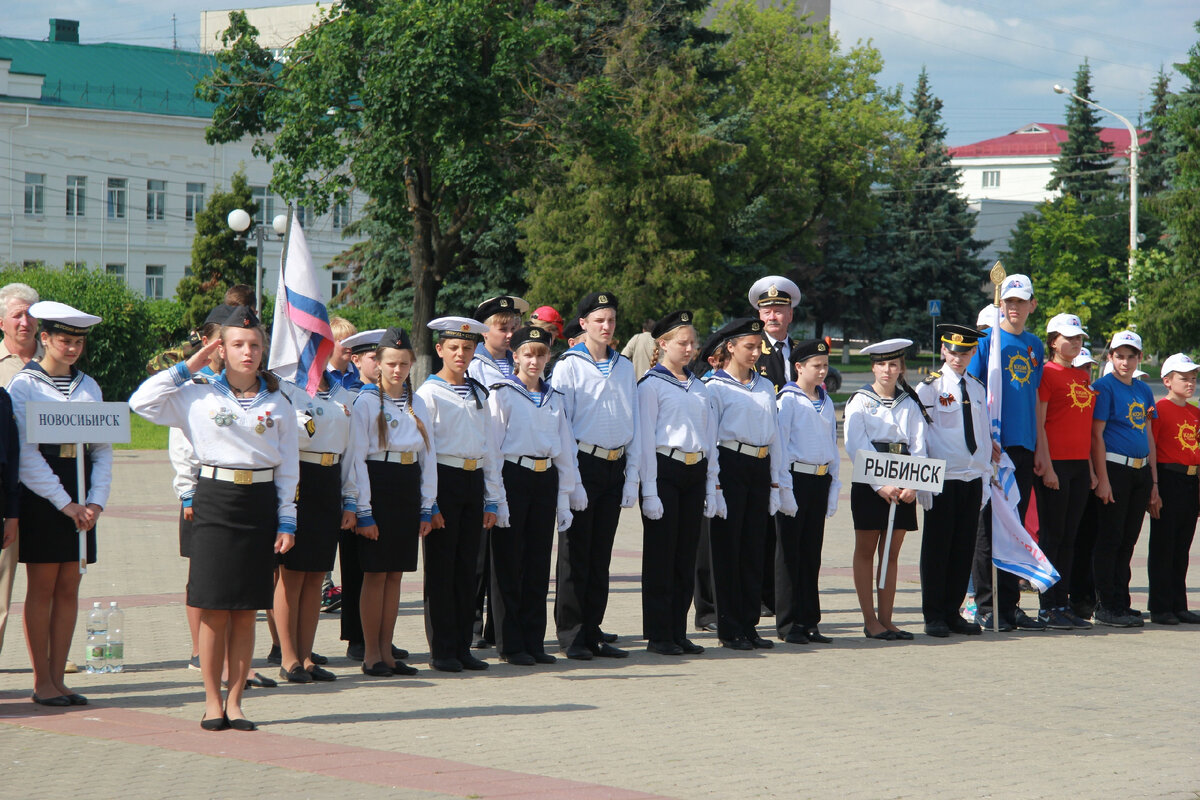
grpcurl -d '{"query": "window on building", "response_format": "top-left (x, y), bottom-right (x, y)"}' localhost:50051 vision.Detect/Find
top-left (64, 261), bottom-right (87, 272)
top-left (981, 170), bottom-right (1001, 189)
top-left (183, 265), bottom-right (193, 277)
top-left (22, 260), bottom-right (44, 270)
top-left (331, 270), bottom-right (349, 298)
top-left (107, 178), bottom-right (127, 219)
top-left (147, 179), bottom-right (166, 221)
top-left (66, 175), bottom-right (87, 217)
top-left (24, 173), bottom-right (45, 216)
top-left (332, 201), bottom-right (351, 230)
top-left (296, 205), bottom-right (308, 228)
top-left (185, 182), bottom-right (205, 222)
top-left (145, 265), bottom-right (165, 299)
top-left (251, 185), bottom-right (274, 227)
top-left (106, 263), bottom-right (126, 279)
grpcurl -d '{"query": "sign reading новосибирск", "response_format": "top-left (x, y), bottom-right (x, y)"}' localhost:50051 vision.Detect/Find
top-left (851, 451), bottom-right (946, 493)
top-left (25, 402), bottom-right (131, 445)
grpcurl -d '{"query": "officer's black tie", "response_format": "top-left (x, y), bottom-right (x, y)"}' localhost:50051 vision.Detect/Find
top-left (960, 376), bottom-right (977, 454)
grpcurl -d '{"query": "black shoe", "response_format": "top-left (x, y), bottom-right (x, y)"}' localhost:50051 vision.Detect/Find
top-left (227, 716), bottom-right (257, 732)
top-left (472, 638), bottom-right (493, 650)
top-left (200, 714), bottom-right (230, 731)
top-left (1175, 609), bottom-right (1200, 624)
top-left (591, 643), bottom-right (629, 658)
top-left (459, 653), bottom-right (489, 671)
top-left (1150, 611), bottom-right (1180, 625)
top-left (863, 627), bottom-right (897, 641)
top-left (346, 642), bottom-right (365, 661)
top-left (698, 621), bottom-right (718, 633)
top-left (782, 629), bottom-right (810, 644)
top-left (1125, 610), bottom-right (1145, 627)
top-left (601, 631), bottom-right (618, 643)
top-left (391, 661), bottom-right (418, 676)
top-left (1061, 609), bottom-right (1093, 630)
top-left (531, 652), bottom-right (557, 664)
top-left (889, 628), bottom-right (914, 640)
top-left (760, 603), bottom-right (775, 618)
top-left (1069, 601), bottom-right (1095, 621)
top-left (1128, 607), bottom-right (1143, 617)
top-left (946, 616), bottom-right (982, 635)
top-left (976, 613), bottom-right (1013, 632)
top-left (309, 651), bottom-right (328, 665)
top-left (647, 640), bottom-right (684, 655)
top-left (501, 652), bottom-right (536, 666)
top-left (244, 672), bottom-right (278, 689)
top-left (31, 693), bottom-right (71, 707)
top-left (307, 665), bottom-right (337, 682)
top-left (676, 639), bottom-right (705, 655)
top-left (923, 620), bottom-right (950, 638)
top-left (721, 638), bottom-right (753, 650)
top-left (65, 693), bottom-right (88, 706)
top-left (747, 634), bottom-right (774, 649)
top-left (266, 644), bottom-right (282, 666)
top-left (1039, 608), bottom-right (1075, 630)
top-left (564, 644), bottom-right (593, 661)
top-left (362, 661), bottom-right (392, 676)
top-left (1093, 606), bottom-right (1138, 628)
top-left (391, 645), bottom-right (410, 660)
top-left (431, 658), bottom-right (464, 672)
top-left (280, 665), bottom-right (312, 684)
top-left (805, 629), bottom-right (832, 644)
top-left (1012, 609), bottom-right (1047, 631)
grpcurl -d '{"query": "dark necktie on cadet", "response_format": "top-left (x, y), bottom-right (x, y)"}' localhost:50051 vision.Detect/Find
top-left (960, 376), bottom-right (977, 454)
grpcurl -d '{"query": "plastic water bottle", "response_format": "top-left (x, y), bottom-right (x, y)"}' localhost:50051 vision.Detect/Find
top-left (105, 601), bottom-right (124, 673)
top-left (85, 602), bottom-right (107, 674)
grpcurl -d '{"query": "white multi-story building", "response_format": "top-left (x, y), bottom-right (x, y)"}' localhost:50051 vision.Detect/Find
top-left (0, 19), bottom-right (362, 301)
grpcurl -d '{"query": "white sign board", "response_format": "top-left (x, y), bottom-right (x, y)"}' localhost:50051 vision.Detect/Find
top-left (851, 450), bottom-right (946, 493)
top-left (25, 402), bottom-right (131, 445)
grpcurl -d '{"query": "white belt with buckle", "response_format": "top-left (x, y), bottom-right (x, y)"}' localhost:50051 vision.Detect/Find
top-left (298, 451), bottom-right (341, 467)
top-left (367, 451), bottom-right (417, 465)
top-left (656, 446), bottom-right (703, 466)
top-left (579, 442), bottom-right (625, 461)
top-left (1105, 452), bottom-right (1147, 469)
top-left (199, 465), bottom-right (275, 485)
top-left (506, 455), bottom-right (552, 472)
top-left (790, 461), bottom-right (830, 476)
top-left (718, 440), bottom-right (769, 459)
top-left (437, 454), bottom-right (481, 471)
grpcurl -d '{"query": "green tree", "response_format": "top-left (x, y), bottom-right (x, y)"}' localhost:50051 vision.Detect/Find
top-left (1141, 68), bottom-right (1173, 197)
top-left (1128, 249), bottom-right (1200, 354)
top-left (1048, 61), bottom-right (1115, 204)
top-left (176, 170), bottom-right (257, 329)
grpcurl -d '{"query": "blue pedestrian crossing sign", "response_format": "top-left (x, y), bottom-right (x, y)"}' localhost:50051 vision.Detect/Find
top-left (927, 299), bottom-right (942, 317)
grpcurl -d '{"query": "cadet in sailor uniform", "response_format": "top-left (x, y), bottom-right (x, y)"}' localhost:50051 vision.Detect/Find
top-left (705, 318), bottom-right (783, 650)
top-left (467, 296), bottom-right (527, 649)
top-left (10, 302), bottom-right (105, 707)
top-left (774, 339), bottom-right (840, 644)
top-left (637, 310), bottom-right (711, 656)
top-left (843, 338), bottom-right (927, 641)
top-left (130, 305), bottom-right (298, 730)
top-left (416, 317), bottom-right (502, 672)
top-left (272, 372), bottom-right (357, 683)
top-left (691, 328), bottom-right (728, 633)
top-left (486, 325), bottom-right (578, 666)
top-left (915, 325), bottom-right (990, 638)
top-left (553, 290), bottom-right (640, 660)
top-left (346, 327), bottom-right (434, 676)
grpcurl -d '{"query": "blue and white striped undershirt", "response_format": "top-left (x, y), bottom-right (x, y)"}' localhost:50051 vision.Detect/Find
top-left (49, 375), bottom-right (73, 397)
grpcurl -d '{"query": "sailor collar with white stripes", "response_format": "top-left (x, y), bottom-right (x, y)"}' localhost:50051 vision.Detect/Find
top-left (474, 348), bottom-right (513, 371)
top-left (851, 382), bottom-right (913, 410)
top-left (710, 368), bottom-right (764, 390)
top-left (21, 360), bottom-right (85, 396)
top-left (208, 370), bottom-right (271, 408)
top-left (563, 342), bottom-right (619, 374)
top-left (778, 381), bottom-right (826, 407)
top-left (495, 375), bottom-right (553, 407)
top-left (427, 374), bottom-right (486, 409)
top-left (639, 364), bottom-right (696, 390)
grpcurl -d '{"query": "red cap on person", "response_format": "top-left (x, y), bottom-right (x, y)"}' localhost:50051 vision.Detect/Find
top-left (530, 305), bottom-right (564, 338)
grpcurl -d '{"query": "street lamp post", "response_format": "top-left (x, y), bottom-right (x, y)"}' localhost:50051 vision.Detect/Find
top-left (1052, 84), bottom-right (1140, 310)
top-left (227, 208), bottom-right (289, 316)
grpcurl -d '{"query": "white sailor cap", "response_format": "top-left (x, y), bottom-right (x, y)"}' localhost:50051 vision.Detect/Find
top-left (30, 300), bottom-right (102, 335)
top-left (1161, 353), bottom-right (1199, 378)
top-left (860, 338), bottom-right (913, 362)
top-left (747, 276), bottom-right (800, 310)
top-left (976, 305), bottom-right (998, 329)
top-left (1072, 351), bottom-right (1097, 368)
top-left (429, 316), bottom-right (487, 342)
top-left (341, 328), bottom-right (385, 355)
top-left (1109, 330), bottom-right (1143, 352)
top-left (1134, 369), bottom-right (1148, 380)
top-left (1000, 274), bottom-right (1033, 301)
top-left (1046, 313), bottom-right (1086, 338)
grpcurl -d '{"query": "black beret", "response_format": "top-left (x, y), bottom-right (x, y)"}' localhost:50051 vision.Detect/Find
top-left (379, 326), bottom-right (412, 351)
top-left (650, 309), bottom-right (694, 340)
top-left (223, 305), bottom-right (260, 329)
top-left (561, 319), bottom-right (583, 341)
top-left (203, 304), bottom-right (234, 327)
top-left (714, 317), bottom-right (763, 348)
top-left (474, 296), bottom-right (523, 323)
top-left (793, 339), bottom-right (829, 363)
top-left (575, 290), bottom-right (619, 319)
top-left (510, 325), bottom-right (551, 352)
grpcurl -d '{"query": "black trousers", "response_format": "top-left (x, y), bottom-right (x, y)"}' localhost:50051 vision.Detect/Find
top-left (1148, 469), bottom-right (1199, 613)
top-left (775, 471), bottom-right (832, 637)
top-left (693, 518), bottom-right (717, 628)
top-left (555, 451), bottom-right (625, 649)
top-left (920, 478), bottom-right (982, 625)
top-left (641, 455), bottom-right (707, 643)
top-left (1070, 494), bottom-right (1100, 611)
top-left (491, 462), bottom-right (557, 657)
top-left (1033, 459), bottom-right (1090, 610)
top-left (973, 445), bottom-right (1033, 619)
top-left (472, 528), bottom-right (494, 644)
top-left (710, 448), bottom-right (771, 642)
top-left (424, 465), bottom-right (484, 660)
top-left (761, 517), bottom-right (776, 615)
top-left (1093, 462), bottom-right (1152, 612)
top-left (338, 530), bottom-right (364, 645)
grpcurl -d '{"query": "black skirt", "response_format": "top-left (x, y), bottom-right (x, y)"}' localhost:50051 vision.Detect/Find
top-left (178, 504), bottom-right (192, 558)
top-left (279, 460), bottom-right (341, 572)
top-left (19, 455), bottom-right (96, 564)
top-left (850, 482), bottom-right (918, 532)
top-left (358, 460), bottom-right (420, 573)
top-left (187, 477), bottom-right (278, 610)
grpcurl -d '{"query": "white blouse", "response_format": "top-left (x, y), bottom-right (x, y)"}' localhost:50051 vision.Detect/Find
top-left (636, 367), bottom-right (713, 500)
top-left (346, 385), bottom-right (437, 524)
top-left (704, 370), bottom-right (782, 490)
top-left (486, 379), bottom-right (578, 506)
top-left (280, 379), bottom-right (357, 510)
top-left (416, 376), bottom-right (503, 509)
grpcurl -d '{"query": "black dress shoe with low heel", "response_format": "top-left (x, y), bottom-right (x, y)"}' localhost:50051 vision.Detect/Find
top-left (200, 715), bottom-right (230, 731)
top-left (805, 629), bottom-right (831, 644)
top-left (227, 716), bottom-right (257, 732)
top-left (747, 634), bottom-right (774, 649)
top-left (31, 693), bottom-right (71, 707)
top-left (647, 640), bottom-right (684, 655)
top-left (676, 639), bottom-right (705, 655)
top-left (864, 627), bottom-right (897, 641)
top-left (362, 661), bottom-right (392, 677)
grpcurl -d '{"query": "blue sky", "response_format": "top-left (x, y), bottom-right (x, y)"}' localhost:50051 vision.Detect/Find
top-left (4, 0), bottom-right (1197, 145)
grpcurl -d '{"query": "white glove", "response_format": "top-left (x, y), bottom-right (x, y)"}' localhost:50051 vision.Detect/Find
top-left (825, 494), bottom-right (838, 519)
top-left (714, 489), bottom-right (727, 519)
top-left (778, 489), bottom-right (798, 518)
top-left (768, 487), bottom-right (781, 516)
top-left (704, 490), bottom-right (717, 519)
top-left (556, 495), bottom-right (573, 531)
top-left (641, 495), bottom-right (664, 520)
top-left (569, 482), bottom-right (589, 511)
top-left (495, 502), bottom-right (510, 529)
top-left (917, 490), bottom-right (933, 511)
top-left (620, 481), bottom-right (639, 508)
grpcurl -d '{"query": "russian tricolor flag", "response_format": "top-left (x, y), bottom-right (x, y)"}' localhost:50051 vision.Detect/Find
top-left (268, 215), bottom-right (334, 396)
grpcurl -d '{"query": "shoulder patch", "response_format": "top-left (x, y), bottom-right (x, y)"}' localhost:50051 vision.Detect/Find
top-left (921, 372), bottom-right (940, 385)
top-left (190, 375), bottom-right (210, 385)
top-left (967, 373), bottom-right (985, 386)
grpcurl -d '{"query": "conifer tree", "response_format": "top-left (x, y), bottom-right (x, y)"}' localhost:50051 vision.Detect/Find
top-left (1048, 61), bottom-right (1115, 204)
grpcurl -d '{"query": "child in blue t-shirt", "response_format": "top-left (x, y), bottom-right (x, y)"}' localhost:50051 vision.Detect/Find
top-left (1090, 330), bottom-right (1160, 627)
top-left (966, 274), bottom-right (1046, 631)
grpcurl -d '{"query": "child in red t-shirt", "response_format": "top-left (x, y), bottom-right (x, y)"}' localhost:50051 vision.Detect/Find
top-left (1032, 314), bottom-right (1096, 629)
top-left (1148, 353), bottom-right (1200, 625)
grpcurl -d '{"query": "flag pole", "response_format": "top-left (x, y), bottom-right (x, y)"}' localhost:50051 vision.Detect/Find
top-left (988, 260), bottom-right (1006, 633)
top-left (877, 501), bottom-right (898, 590)
top-left (279, 204), bottom-right (295, 285)
top-left (75, 444), bottom-right (87, 575)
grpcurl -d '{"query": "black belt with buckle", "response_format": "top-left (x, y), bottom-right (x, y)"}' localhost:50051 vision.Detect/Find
top-left (1160, 463), bottom-right (1199, 477)
top-left (871, 442), bottom-right (909, 455)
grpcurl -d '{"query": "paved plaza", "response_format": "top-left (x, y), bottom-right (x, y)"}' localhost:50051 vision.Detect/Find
top-left (1, 448), bottom-right (1197, 799)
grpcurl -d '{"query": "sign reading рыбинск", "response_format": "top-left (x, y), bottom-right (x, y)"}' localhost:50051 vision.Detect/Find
top-left (851, 451), bottom-right (946, 493)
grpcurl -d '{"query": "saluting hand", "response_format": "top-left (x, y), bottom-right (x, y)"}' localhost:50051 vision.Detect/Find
top-left (184, 338), bottom-right (222, 375)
